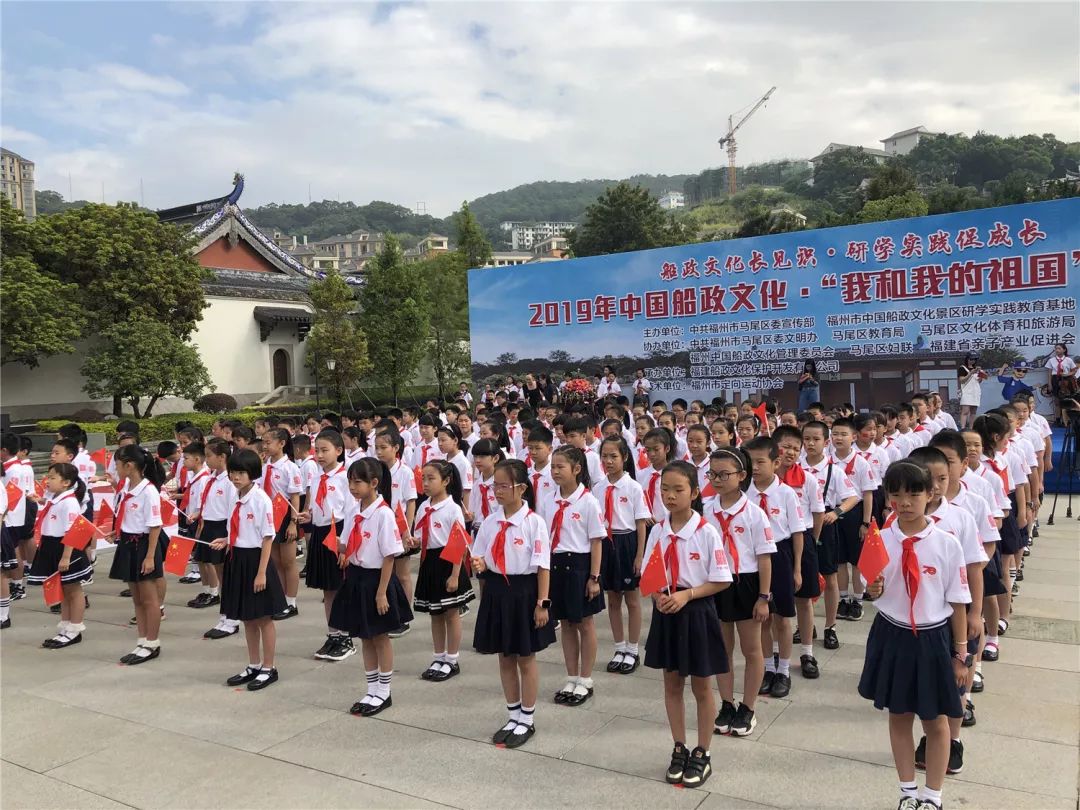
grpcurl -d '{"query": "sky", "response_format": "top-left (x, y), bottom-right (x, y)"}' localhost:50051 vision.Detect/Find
top-left (2, 1), bottom-right (1078, 216)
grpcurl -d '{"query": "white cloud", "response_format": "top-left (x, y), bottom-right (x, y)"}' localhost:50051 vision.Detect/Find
top-left (6, 2), bottom-right (1079, 214)
top-left (0, 125), bottom-right (43, 145)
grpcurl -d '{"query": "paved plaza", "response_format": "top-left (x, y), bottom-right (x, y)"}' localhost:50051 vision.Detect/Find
top-left (2, 502), bottom-right (1077, 809)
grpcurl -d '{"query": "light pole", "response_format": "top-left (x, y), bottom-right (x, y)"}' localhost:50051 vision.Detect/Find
top-left (327, 358), bottom-right (338, 412)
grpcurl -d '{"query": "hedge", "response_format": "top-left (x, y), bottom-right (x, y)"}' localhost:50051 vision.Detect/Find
top-left (37, 410), bottom-right (278, 443)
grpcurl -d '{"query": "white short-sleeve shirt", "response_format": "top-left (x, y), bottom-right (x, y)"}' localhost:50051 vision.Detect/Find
top-left (643, 512), bottom-right (734, 589)
top-left (592, 473), bottom-right (651, 534)
top-left (929, 499), bottom-right (988, 565)
top-left (261, 456), bottom-right (304, 500)
top-left (874, 522), bottom-right (971, 627)
top-left (539, 484), bottom-right (605, 555)
top-left (950, 484), bottom-right (1000, 547)
top-left (116, 478), bottom-right (164, 533)
top-left (801, 458), bottom-right (858, 509)
top-left (198, 470), bottom-right (236, 522)
top-left (341, 495), bottom-right (404, 569)
top-left (226, 486), bottom-right (275, 549)
top-left (746, 477), bottom-right (804, 541)
top-left (412, 496), bottom-right (466, 551)
top-left (702, 493), bottom-right (775, 575)
top-left (307, 464), bottom-right (350, 527)
top-left (473, 506), bottom-right (550, 575)
top-left (832, 450), bottom-right (877, 494)
top-left (635, 466), bottom-right (668, 523)
top-left (39, 489), bottom-right (81, 538)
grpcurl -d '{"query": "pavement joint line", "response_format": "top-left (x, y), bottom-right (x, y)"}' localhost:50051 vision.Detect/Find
top-left (4, 758), bottom-right (142, 810)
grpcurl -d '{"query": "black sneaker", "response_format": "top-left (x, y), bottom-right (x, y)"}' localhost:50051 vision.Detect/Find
top-left (10, 584), bottom-right (25, 600)
top-left (896, 798), bottom-right (920, 810)
top-left (914, 735), bottom-right (927, 770)
top-left (1011, 582), bottom-right (1019, 596)
top-left (295, 543), bottom-right (304, 558)
top-left (1014, 568), bottom-right (1024, 582)
top-left (947, 738), bottom-right (964, 774)
top-left (187, 592), bottom-right (219, 609)
top-left (962, 701), bottom-right (976, 727)
top-left (0, 618), bottom-right (9, 629)
top-left (759, 671), bottom-right (775, 695)
top-left (665, 742), bottom-right (689, 783)
top-left (800, 654), bottom-right (819, 679)
top-left (714, 700), bottom-right (737, 734)
top-left (824, 625), bottom-right (840, 650)
top-left (770, 673), bottom-right (791, 698)
top-left (1022, 546), bottom-right (1031, 556)
top-left (848, 600), bottom-right (864, 621)
top-left (680, 746), bottom-right (711, 788)
top-left (730, 702), bottom-right (756, 737)
top-left (388, 623), bottom-right (411, 639)
top-left (323, 635), bottom-right (356, 662)
top-left (179, 570), bottom-right (202, 584)
top-left (313, 635), bottom-right (336, 659)
top-left (792, 629), bottom-right (801, 644)
top-left (273, 605), bottom-right (299, 621)
top-left (837, 598), bottom-right (851, 620)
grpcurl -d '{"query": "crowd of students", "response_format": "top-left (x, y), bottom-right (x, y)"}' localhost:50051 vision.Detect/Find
top-left (0, 383), bottom-right (1054, 808)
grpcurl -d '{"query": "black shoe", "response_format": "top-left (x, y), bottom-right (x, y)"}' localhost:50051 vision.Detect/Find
top-left (914, 735), bottom-right (927, 770)
top-left (227, 666), bottom-right (261, 686)
top-left (982, 644), bottom-right (999, 662)
top-left (962, 701), bottom-right (976, 727)
top-left (770, 673), bottom-right (791, 698)
top-left (323, 636), bottom-right (355, 662)
top-left (971, 671), bottom-right (984, 693)
top-left (714, 700), bottom-right (737, 734)
top-left (680, 746), bottom-right (712, 788)
top-left (503, 722), bottom-right (535, 748)
top-left (119, 588), bottom-right (131, 598)
top-left (248, 668), bottom-right (279, 691)
top-left (492, 721), bottom-right (517, 746)
top-left (1011, 582), bottom-right (1019, 596)
top-left (897, 798), bottom-right (921, 810)
top-left (313, 635), bottom-right (336, 659)
top-left (824, 625), bottom-right (840, 650)
top-left (204, 624), bottom-right (238, 640)
top-left (50, 604), bottom-right (62, 614)
top-left (1032, 524), bottom-right (1039, 539)
top-left (429, 662), bottom-right (460, 682)
top-left (848, 600), bottom-right (864, 621)
top-left (124, 646), bottom-right (160, 666)
top-left (666, 742), bottom-right (689, 783)
top-left (758, 671), bottom-right (775, 695)
top-left (359, 694), bottom-right (392, 716)
top-left (730, 702), bottom-right (756, 737)
top-left (273, 605), bottom-right (299, 621)
top-left (1014, 568), bottom-right (1024, 582)
top-left (800, 654), bottom-right (819, 679)
top-left (187, 592), bottom-right (219, 609)
top-left (388, 623), bottom-right (411, 639)
top-left (84, 596), bottom-right (89, 609)
top-left (0, 618), bottom-right (9, 630)
top-left (617, 652), bottom-right (640, 674)
top-left (861, 589), bottom-right (875, 603)
top-left (792, 629), bottom-right (801, 644)
top-left (947, 738), bottom-right (964, 774)
top-left (837, 598), bottom-right (851, 620)
top-left (1023, 547), bottom-right (1031, 556)
top-left (179, 570), bottom-right (201, 584)
top-left (298, 566), bottom-right (307, 577)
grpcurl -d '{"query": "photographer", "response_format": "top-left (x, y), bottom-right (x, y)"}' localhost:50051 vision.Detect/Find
top-left (957, 352), bottom-right (985, 428)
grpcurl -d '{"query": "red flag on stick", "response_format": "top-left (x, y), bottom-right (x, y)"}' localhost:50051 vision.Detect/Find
top-left (61, 515), bottom-right (98, 551)
top-left (394, 503), bottom-right (409, 538)
top-left (94, 499), bottom-right (115, 535)
top-left (90, 447), bottom-right (110, 468)
top-left (5, 480), bottom-right (24, 508)
top-left (272, 493), bottom-right (290, 531)
top-left (164, 536), bottom-right (195, 576)
top-left (34, 479), bottom-right (46, 499)
top-left (857, 517), bottom-right (890, 584)
top-left (42, 571), bottom-right (63, 606)
top-left (322, 518), bottom-right (339, 552)
top-left (752, 402), bottom-right (771, 437)
top-left (159, 496), bottom-right (177, 526)
top-left (638, 541), bottom-right (668, 597)
top-left (439, 521), bottom-right (471, 566)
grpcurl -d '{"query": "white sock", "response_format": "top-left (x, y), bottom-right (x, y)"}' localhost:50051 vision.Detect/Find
top-left (801, 644), bottom-right (814, 658)
top-left (918, 785), bottom-right (943, 807)
top-left (772, 641), bottom-right (780, 656)
top-left (764, 657), bottom-right (776, 673)
top-left (376, 670), bottom-right (392, 699)
top-left (778, 658), bottom-right (790, 676)
top-left (627, 642), bottom-right (639, 655)
top-left (286, 596), bottom-right (297, 607)
top-left (67, 622), bottom-right (86, 634)
top-left (362, 668), bottom-right (378, 704)
top-left (208, 587), bottom-right (219, 596)
top-left (445, 652), bottom-right (459, 664)
top-left (515, 704), bottom-right (535, 731)
top-left (614, 640), bottom-right (627, 654)
top-left (0, 597), bottom-right (9, 621)
top-left (986, 635), bottom-right (999, 647)
top-left (506, 702), bottom-right (521, 726)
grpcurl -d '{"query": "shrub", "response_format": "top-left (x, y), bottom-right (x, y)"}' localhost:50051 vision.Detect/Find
top-left (71, 408), bottom-right (107, 422)
top-left (193, 393), bottom-right (238, 414)
top-left (38, 409), bottom-right (274, 444)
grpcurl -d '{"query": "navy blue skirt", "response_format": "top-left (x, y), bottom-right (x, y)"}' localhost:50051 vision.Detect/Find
top-left (329, 564), bottom-right (413, 639)
top-left (413, 551), bottom-right (475, 614)
top-left (304, 522), bottom-right (344, 591)
top-left (858, 613), bottom-right (963, 720)
top-left (109, 532), bottom-right (164, 582)
top-left (645, 592), bottom-right (729, 678)
top-left (0, 525), bottom-right (17, 570)
top-left (983, 546), bottom-right (1008, 597)
top-left (999, 496), bottom-right (1023, 555)
top-left (550, 551), bottom-right (604, 622)
top-left (194, 519), bottom-right (227, 564)
top-left (795, 532), bottom-right (821, 598)
top-left (221, 546), bottom-right (286, 621)
top-left (600, 530), bottom-right (640, 592)
top-left (473, 571), bottom-right (556, 656)
top-left (27, 535), bottom-right (94, 585)
top-left (14, 500), bottom-right (37, 542)
top-left (769, 537), bottom-right (796, 618)
top-left (716, 571), bottom-right (761, 623)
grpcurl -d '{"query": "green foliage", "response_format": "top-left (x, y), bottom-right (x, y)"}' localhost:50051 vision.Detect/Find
top-left (568, 183), bottom-right (691, 257)
top-left (81, 316), bottom-right (212, 417)
top-left (357, 237), bottom-right (431, 402)
top-left (244, 199), bottom-right (449, 242)
top-left (452, 201), bottom-right (493, 269)
top-left (0, 197), bottom-right (84, 367)
top-left (855, 191), bottom-right (929, 223)
top-left (305, 268), bottom-right (370, 406)
top-left (35, 189), bottom-right (91, 215)
top-left (924, 184), bottom-right (988, 215)
top-left (415, 251), bottom-right (471, 402)
top-left (684, 160), bottom-right (812, 205)
top-left (864, 163), bottom-right (917, 202)
top-left (38, 410), bottom-right (274, 444)
top-left (810, 148), bottom-right (883, 211)
top-left (193, 393), bottom-right (239, 413)
top-left (733, 205), bottom-right (806, 239)
top-left (548, 349), bottom-right (573, 364)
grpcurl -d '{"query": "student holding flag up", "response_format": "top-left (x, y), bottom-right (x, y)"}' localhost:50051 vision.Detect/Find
top-left (211, 449), bottom-right (286, 691)
top-left (26, 464), bottom-right (96, 647)
top-left (412, 459), bottom-right (474, 681)
top-left (858, 460), bottom-right (970, 810)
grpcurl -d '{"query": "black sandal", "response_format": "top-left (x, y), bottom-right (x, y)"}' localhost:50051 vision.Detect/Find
top-left (360, 695), bottom-right (392, 717)
top-left (429, 662), bottom-right (460, 682)
top-left (421, 661), bottom-right (442, 680)
top-left (564, 683), bottom-right (593, 707)
top-left (617, 652), bottom-right (639, 674)
top-left (605, 653), bottom-right (625, 673)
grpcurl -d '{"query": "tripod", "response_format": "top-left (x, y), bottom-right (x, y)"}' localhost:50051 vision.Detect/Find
top-left (1047, 406), bottom-right (1080, 524)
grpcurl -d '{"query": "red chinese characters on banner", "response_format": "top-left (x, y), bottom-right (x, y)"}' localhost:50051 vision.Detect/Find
top-left (845, 241), bottom-right (869, 263)
top-left (660, 262), bottom-right (678, 281)
top-left (772, 249), bottom-right (792, 269)
top-left (899, 232), bottom-right (923, 258)
top-left (700, 285), bottom-right (726, 314)
top-left (748, 250), bottom-right (768, 273)
top-left (682, 258), bottom-right (700, 279)
top-left (619, 293), bottom-right (643, 320)
top-left (987, 222), bottom-right (1012, 247)
top-left (872, 236), bottom-right (895, 262)
top-left (725, 255), bottom-right (745, 274)
top-left (795, 246), bottom-right (817, 268)
top-left (955, 227), bottom-right (984, 251)
top-left (927, 229), bottom-right (953, 255)
top-left (1017, 218), bottom-right (1047, 247)
top-left (672, 287), bottom-right (697, 316)
top-left (704, 256), bottom-right (722, 276)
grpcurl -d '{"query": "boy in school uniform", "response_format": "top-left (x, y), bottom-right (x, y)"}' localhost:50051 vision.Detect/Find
top-left (829, 418), bottom-right (877, 621)
top-left (525, 426), bottom-right (558, 513)
top-left (562, 418), bottom-right (605, 485)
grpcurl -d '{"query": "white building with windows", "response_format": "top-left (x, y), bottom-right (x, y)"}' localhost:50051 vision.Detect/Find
top-left (658, 190), bottom-right (685, 210)
top-left (501, 221), bottom-right (576, 251)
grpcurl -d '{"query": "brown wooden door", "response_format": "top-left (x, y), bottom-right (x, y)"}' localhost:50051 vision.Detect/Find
top-left (272, 349), bottom-right (289, 388)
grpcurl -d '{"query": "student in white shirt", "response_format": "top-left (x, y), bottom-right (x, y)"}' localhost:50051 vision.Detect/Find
top-left (525, 426), bottom-right (557, 513)
top-left (685, 425), bottom-right (712, 491)
top-left (472, 459), bottom-right (556, 750)
top-left (212, 449), bottom-right (287, 691)
top-left (437, 425), bottom-right (474, 523)
top-left (597, 371), bottom-right (622, 399)
top-left (636, 427), bottom-right (676, 524)
top-left (192, 439), bottom-right (238, 640)
top-left (542, 447), bottom-right (606, 707)
top-left (329, 458), bottom-right (412, 717)
top-left (593, 436), bottom-right (650, 674)
top-left (261, 428), bottom-right (305, 620)
top-left (859, 460), bottom-right (970, 810)
top-left (468, 439), bottom-right (503, 529)
top-left (107, 444), bottom-right (166, 666)
top-left (643, 461), bottom-right (732, 788)
top-left (374, 431), bottom-right (419, 636)
top-left (631, 368), bottom-right (653, 405)
top-left (829, 417), bottom-right (878, 621)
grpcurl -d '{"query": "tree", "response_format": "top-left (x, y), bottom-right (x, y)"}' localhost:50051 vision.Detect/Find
top-left (855, 191), bottom-right (929, 223)
top-left (864, 163), bottom-right (916, 202)
top-left (924, 184), bottom-right (988, 215)
top-left (810, 149), bottom-right (882, 211)
top-left (568, 183), bottom-right (690, 257)
top-left (548, 349), bottom-right (572, 364)
top-left (416, 252), bottom-right (471, 402)
top-left (733, 205), bottom-right (806, 238)
top-left (81, 317), bottom-right (211, 417)
top-left (452, 201), bottom-right (493, 269)
top-left (0, 197), bottom-right (83, 367)
top-left (495, 352), bottom-right (518, 366)
top-left (35, 189), bottom-right (90, 215)
top-left (305, 268), bottom-right (369, 409)
top-left (357, 237), bottom-right (430, 403)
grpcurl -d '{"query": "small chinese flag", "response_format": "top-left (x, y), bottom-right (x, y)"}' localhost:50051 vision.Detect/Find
top-left (752, 402), bottom-right (770, 436)
top-left (90, 447), bottom-right (110, 468)
top-left (812, 573), bottom-right (827, 604)
top-left (636, 448), bottom-right (649, 470)
top-left (42, 571), bottom-right (63, 606)
top-left (322, 518), bottom-right (339, 552)
top-left (32, 507), bottom-right (48, 546)
top-left (93, 498), bottom-right (114, 535)
top-left (272, 492), bottom-right (290, 531)
top-left (413, 466), bottom-right (423, 494)
top-left (439, 521), bottom-right (471, 566)
top-left (164, 535), bottom-right (195, 576)
top-left (857, 517), bottom-right (889, 584)
top-left (34, 478), bottom-right (46, 499)
top-left (5, 480), bottom-right (24, 507)
top-left (62, 514), bottom-right (98, 551)
top-left (159, 496), bottom-right (177, 526)
top-left (394, 503), bottom-right (409, 537)
top-left (638, 541), bottom-right (668, 597)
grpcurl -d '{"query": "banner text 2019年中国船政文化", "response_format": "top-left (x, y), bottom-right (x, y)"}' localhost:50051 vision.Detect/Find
top-left (466, 198), bottom-right (1080, 400)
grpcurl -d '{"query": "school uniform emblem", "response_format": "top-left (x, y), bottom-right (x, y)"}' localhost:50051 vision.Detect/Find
top-left (714, 548), bottom-right (727, 565)
top-left (514, 538), bottom-right (524, 546)
top-left (922, 565), bottom-right (937, 576)
top-left (688, 551), bottom-right (701, 561)
top-left (619, 496), bottom-right (628, 504)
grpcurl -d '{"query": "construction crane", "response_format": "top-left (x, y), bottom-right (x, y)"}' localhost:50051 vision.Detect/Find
top-left (717, 86), bottom-right (777, 196)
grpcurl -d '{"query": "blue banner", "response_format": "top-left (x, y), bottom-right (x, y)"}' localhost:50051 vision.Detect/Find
top-left (468, 198), bottom-right (1080, 400)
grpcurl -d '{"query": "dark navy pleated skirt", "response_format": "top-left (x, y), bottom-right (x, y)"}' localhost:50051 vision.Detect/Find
top-left (645, 592), bottom-right (729, 678)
